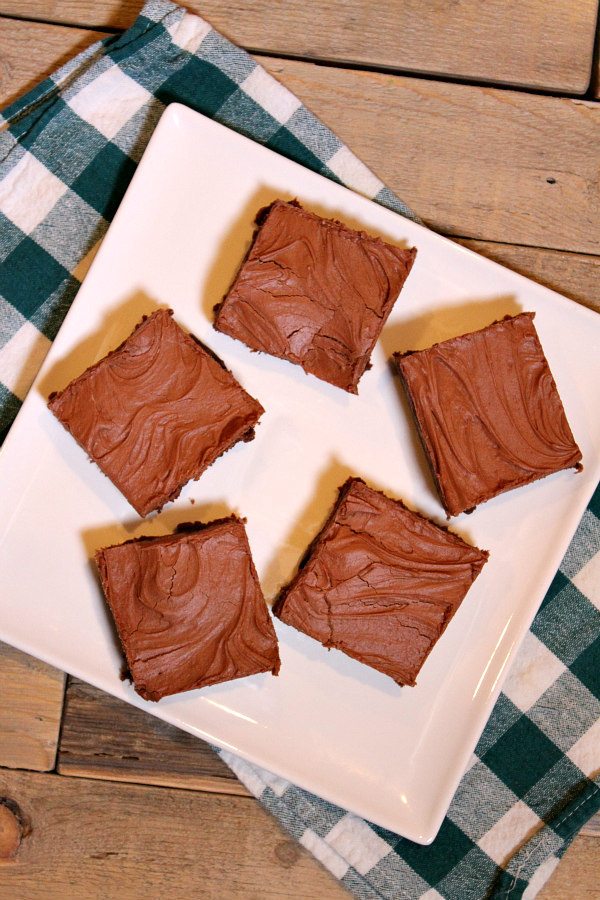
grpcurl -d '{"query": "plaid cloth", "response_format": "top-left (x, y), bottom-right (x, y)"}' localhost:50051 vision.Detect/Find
top-left (1, 3), bottom-right (598, 898)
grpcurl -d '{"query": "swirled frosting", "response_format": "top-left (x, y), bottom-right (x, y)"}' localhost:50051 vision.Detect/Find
top-left (96, 518), bottom-right (280, 701)
top-left (273, 478), bottom-right (487, 686)
top-left (214, 200), bottom-right (416, 393)
top-left (394, 313), bottom-right (582, 517)
top-left (48, 309), bottom-right (264, 517)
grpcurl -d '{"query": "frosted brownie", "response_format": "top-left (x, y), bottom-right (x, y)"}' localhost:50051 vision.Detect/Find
top-left (49, 309), bottom-right (263, 517)
top-left (394, 312), bottom-right (582, 516)
top-left (96, 518), bottom-right (280, 701)
top-left (214, 200), bottom-right (416, 393)
top-left (273, 478), bottom-right (488, 686)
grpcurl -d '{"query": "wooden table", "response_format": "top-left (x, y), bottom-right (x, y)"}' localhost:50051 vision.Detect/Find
top-left (1, 3), bottom-right (599, 896)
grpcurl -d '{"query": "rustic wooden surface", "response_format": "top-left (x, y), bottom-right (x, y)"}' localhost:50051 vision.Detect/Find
top-left (0, 18), bottom-right (103, 107)
top-left (0, 768), bottom-right (346, 898)
top-left (0, 0), bottom-right (597, 92)
top-left (539, 837), bottom-right (600, 900)
top-left (58, 678), bottom-right (248, 795)
top-left (1, 21), bottom-right (599, 311)
top-left (1, 20), bottom-right (600, 256)
top-left (259, 57), bottom-right (600, 255)
top-left (586, 814), bottom-right (600, 839)
top-left (56, 678), bottom-right (600, 835)
top-left (0, 643), bottom-right (65, 772)
top-left (1, 3), bottom-right (599, 898)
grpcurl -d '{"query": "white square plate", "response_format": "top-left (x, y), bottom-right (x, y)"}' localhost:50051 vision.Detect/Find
top-left (1, 104), bottom-right (599, 844)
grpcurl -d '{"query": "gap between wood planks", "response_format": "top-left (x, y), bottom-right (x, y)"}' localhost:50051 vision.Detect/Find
top-left (0, 767), bottom-right (347, 898)
top-left (0, 9), bottom-right (599, 102)
top-left (1, 0), bottom-right (599, 94)
top-left (2, 18), bottom-right (600, 256)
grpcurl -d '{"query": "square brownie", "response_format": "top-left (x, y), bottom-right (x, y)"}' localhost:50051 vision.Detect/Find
top-left (96, 518), bottom-right (280, 701)
top-left (273, 478), bottom-right (488, 687)
top-left (394, 312), bottom-right (582, 517)
top-left (214, 200), bottom-right (416, 393)
top-left (48, 309), bottom-right (263, 517)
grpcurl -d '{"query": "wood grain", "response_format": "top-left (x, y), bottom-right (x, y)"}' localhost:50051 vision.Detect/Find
top-left (0, 17), bottom-right (103, 108)
top-left (0, 764), bottom-right (595, 899)
top-left (0, 642), bottom-right (65, 772)
top-left (583, 811), bottom-right (600, 838)
top-left (53, 675), bottom-right (600, 897)
top-left (258, 56), bottom-right (600, 255)
top-left (2, 20), bottom-right (597, 295)
top-left (2, 19), bottom-right (599, 255)
top-left (40, 672), bottom-right (600, 896)
top-left (0, 0), bottom-right (597, 93)
top-left (1, 8), bottom-right (598, 895)
top-left (58, 678), bottom-right (248, 795)
top-left (0, 768), bottom-right (346, 898)
top-left (539, 836), bottom-right (600, 899)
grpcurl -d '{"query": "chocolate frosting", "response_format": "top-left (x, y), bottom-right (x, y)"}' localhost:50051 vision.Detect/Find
top-left (96, 518), bottom-right (280, 701)
top-left (214, 200), bottom-right (416, 393)
top-left (394, 313), bottom-right (582, 517)
top-left (49, 310), bottom-right (263, 517)
top-left (273, 478), bottom-right (487, 686)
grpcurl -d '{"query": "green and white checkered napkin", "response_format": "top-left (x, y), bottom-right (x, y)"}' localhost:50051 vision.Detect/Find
top-left (1, 2), bottom-right (598, 897)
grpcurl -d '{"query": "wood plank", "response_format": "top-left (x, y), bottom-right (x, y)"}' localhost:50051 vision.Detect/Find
top-left (0, 769), bottom-right (595, 898)
top-left (257, 56), bottom-right (600, 255)
top-left (594, 19), bottom-right (600, 99)
top-left (0, 768), bottom-right (346, 898)
top-left (0, 17), bottom-right (103, 108)
top-left (55, 678), bottom-right (600, 831)
top-left (3, 25), bottom-right (597, 298)
top-left (582, 810), bottom-right (600, 837)
top-left (0, 642), bottom-right (65, 772)
top-left (2, 19), bottom-right (598, 254)
top-left (538, 835), bottom-right (600, 899)
top-left (1, 0), bottom-right (597, 93)
top-left (58, 678), bottom-right (248, 795)
top-left (456, 240), bottom-right (600, 314)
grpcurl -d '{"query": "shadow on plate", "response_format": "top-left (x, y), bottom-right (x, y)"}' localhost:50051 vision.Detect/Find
top-left (259, 456), bottom-right (357, 603)
top-left (260, 455), bottom-right (445, 601)
top-left (37, 290), bottom-right (166, 398)
top-left (200, 184), bottom-right (291, 322)
top-left (380, 294), bottom-right (522, 358)
top-left (289, 197), bottom-right (413, 249)
top-left (80, 498), bottom-right (234, 684)
top-left (80, 499), bottom-right (234, 554)
top-left (200, 184), bottom-right (414, 329)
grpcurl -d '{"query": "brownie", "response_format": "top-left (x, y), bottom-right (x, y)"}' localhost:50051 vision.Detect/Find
top-left (214, 200), bottom-right (416, 393)
top-left (48, 309), bottom-right (263, 517)
top-left (95, 517), bottom-right (281, 701)
top-left (273, 478), bottom-right (488, 687)
top-left (393, 312), bottom-right (582, 517)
